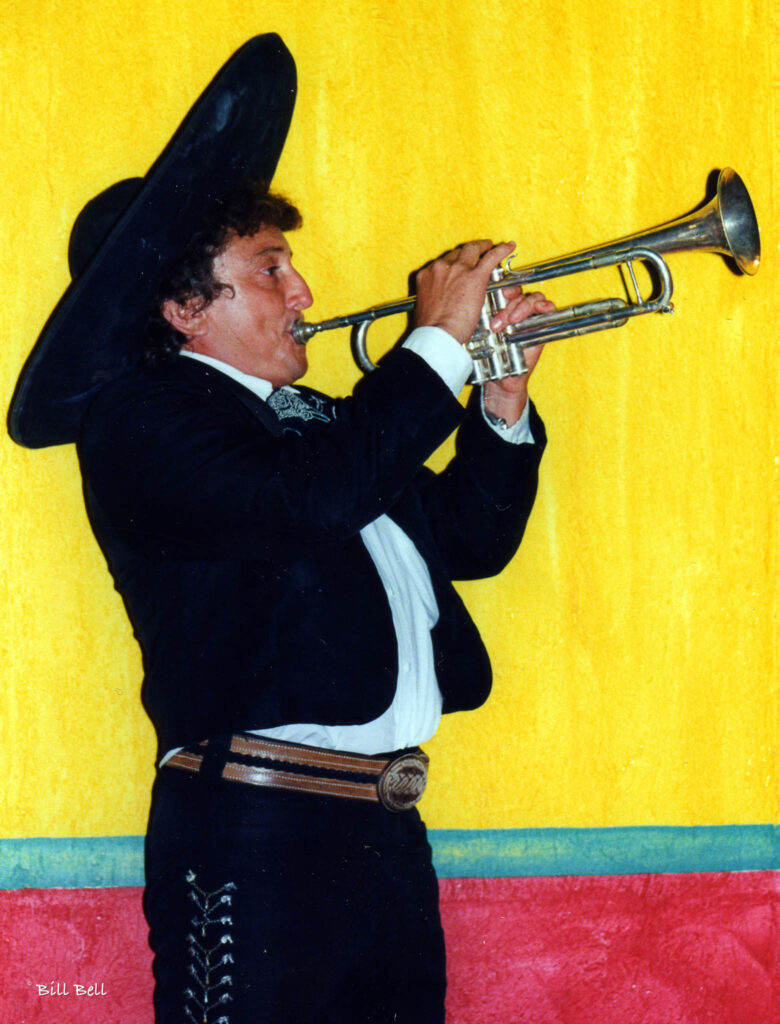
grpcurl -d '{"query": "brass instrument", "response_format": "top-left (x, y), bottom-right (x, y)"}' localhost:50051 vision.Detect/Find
top-left (291, 169), bottom-right (760, 384)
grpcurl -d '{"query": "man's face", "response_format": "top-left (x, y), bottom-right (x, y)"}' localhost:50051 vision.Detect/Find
top-left (182, 225), bottom-right (313, 386)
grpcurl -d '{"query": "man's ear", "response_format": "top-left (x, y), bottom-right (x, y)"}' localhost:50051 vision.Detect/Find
top-left (161, 297), bottom-right (209, 341)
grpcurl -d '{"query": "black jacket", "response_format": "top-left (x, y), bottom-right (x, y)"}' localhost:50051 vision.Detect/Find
top-left (77, 347), bottom-right (545, 757)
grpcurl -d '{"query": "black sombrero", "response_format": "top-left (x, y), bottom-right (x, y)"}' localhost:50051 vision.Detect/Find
top-left (8, 33), bottom-right (296, 449)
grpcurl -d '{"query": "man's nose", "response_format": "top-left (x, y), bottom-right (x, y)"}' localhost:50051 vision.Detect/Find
top-left (287, 270), bottom-right (313, 311)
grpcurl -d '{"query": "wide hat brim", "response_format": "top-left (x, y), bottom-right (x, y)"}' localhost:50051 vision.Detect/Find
top-left (8, 33), bottom-right (297, 448)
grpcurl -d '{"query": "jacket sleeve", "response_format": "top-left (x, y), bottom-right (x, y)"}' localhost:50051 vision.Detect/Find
top-left (78, 348), bottom-right (465, 564)
top-left (408, 388), bottom-right (546, 580)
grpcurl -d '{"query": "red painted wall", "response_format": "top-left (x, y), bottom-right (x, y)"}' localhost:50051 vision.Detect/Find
top-left (444, 873), bottom-right (778, 1024)
top-left (1, 872), bottom-right (776, 1023)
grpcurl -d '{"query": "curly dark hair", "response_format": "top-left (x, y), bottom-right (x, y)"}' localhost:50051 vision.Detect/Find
top-left (145, 182), bottom-right (302, 364)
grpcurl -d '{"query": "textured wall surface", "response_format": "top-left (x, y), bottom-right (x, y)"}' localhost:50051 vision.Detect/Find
top-left (1, 0), bottom-right (777, 1020)
top-left (1, 873), bottom-right (777, 1024)
top-left (2, 0), bottom-right (776, 837)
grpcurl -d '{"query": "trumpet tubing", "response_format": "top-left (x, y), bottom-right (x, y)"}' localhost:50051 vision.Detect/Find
top-left (292, 169), bottom-right (760, 383)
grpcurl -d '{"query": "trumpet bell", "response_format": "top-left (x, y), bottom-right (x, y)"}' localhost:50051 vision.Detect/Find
top-left (504, 168), bottom-right (760, 283)
top-left (716, 168), bottom-right (760, 274)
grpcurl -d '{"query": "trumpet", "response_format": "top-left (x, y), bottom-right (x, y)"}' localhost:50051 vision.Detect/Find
top-left (291, 168), bottom-right (760, 384)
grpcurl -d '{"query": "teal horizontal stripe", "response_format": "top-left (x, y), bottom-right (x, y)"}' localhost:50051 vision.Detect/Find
top-left (432, 825), bottom-right (779, 879)
top-left (0, 826), bottom-right (776, 890)
top-left (0, 835), bottom-right (144, 890)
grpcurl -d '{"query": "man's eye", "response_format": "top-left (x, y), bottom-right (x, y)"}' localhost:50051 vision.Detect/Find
top-left (261, 265), bottom-right (280, 276)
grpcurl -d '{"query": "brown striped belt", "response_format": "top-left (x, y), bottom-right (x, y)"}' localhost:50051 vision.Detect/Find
top-left (165, 733), bottom-right (429, 812)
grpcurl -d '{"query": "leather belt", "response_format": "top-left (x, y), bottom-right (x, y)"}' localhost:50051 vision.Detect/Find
top-left (165, 733), bottom-right (429, 812)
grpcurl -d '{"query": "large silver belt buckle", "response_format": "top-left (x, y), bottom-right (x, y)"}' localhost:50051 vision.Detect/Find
top-left (377, 750), bottom-right (429, 812)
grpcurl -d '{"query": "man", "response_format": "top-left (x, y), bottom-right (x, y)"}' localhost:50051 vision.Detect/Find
top-left (9, 36), bottom-right (549, 1024)
top-left (75, 178), bottom-right (549, 1024)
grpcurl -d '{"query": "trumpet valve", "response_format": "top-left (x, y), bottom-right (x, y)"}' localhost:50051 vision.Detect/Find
top-left (506, 343), bottom-right (529, 376)
top-left (464, 272), bottom-right (530, 383)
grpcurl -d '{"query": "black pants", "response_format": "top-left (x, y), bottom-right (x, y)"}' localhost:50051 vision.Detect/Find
top-left (144, 750), bottom-right (446, 1024)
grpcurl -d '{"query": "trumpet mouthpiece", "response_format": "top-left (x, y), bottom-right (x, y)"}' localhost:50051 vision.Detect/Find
top-left (291, 319), bottom-right (315, 345)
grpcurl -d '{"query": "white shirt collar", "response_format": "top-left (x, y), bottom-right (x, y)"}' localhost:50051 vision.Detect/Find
top-left (180, 349), bottom-right (297, 403)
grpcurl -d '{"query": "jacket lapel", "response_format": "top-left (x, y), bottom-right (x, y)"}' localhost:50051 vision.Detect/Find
top-left (174, 357), bottom-right (285, 437)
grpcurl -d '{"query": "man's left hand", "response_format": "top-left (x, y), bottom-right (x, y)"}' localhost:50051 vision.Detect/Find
top-left (482, 289), bottom-right (554, 425)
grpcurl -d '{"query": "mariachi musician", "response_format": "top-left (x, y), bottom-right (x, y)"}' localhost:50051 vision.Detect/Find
top-left (9, 35), bottom-right (549, 1024)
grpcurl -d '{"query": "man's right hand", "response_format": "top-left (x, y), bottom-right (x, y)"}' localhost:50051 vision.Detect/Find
top-left (413, 239), bottom-right (515, 344)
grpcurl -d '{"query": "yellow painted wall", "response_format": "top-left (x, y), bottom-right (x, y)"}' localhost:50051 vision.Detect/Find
top-left (1, 0), bottom-right (776, 836)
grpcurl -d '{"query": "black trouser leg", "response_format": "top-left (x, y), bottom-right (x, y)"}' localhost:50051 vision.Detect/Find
top-left (144, 765), bottom-right (446, 1024)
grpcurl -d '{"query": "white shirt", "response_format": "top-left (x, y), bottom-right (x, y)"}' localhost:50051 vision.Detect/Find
top-left (165, 328), bottom-right (533, 759)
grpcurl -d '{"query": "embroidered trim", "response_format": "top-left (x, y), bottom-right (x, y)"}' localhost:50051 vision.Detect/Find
top-left (267, 388), bottom-right (332, 423)
top-left (183, 870), bottom-right (237, 1024)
